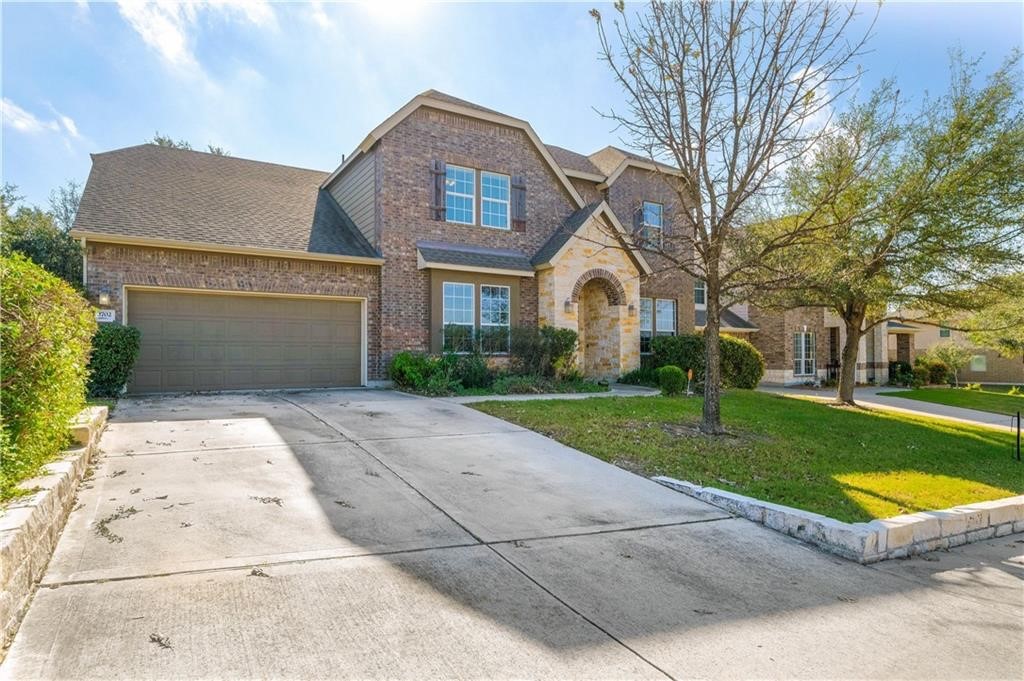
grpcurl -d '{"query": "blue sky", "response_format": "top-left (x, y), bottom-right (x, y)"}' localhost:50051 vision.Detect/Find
top-left (3, 1), bottom-right (1022, 208)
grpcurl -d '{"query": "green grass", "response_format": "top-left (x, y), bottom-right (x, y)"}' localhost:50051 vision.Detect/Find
top-left (87, 398), bottom-right (117, 414)
top-left (878, 386), bottom-right (1023, 416)
top-left (472, 391), bottom-right (1021, 523)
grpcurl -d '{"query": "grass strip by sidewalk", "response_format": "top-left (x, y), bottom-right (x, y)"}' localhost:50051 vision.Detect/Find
top-left (472, 390), bottom-right (1021, 523)
top-left (877, 387), bottom-right (1023, 417)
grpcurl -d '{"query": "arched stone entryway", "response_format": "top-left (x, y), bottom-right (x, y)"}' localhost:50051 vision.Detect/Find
top-left (573, 269), bottom-right (625, 378)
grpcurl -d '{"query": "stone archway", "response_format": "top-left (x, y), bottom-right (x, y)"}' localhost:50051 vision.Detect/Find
top-left (573, 270), bottom-right (625, 378)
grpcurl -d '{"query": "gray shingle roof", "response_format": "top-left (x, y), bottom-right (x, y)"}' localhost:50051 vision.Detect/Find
top-left (587, 146), bottom-right (678, 176)
top-left (419, 90), bottom-right (506, 117)
top-left (545, 145), bottom-right (604, 177)
top-left (531, 202), bottom-right (604, 267)
top-left (416, 240), bottom-right (534, 272)
top-left (73, 144), bottom-right (378, 259)
top-left (695, 309), bottom-right (758, 331)
top-left (886, 321), bottom-right (921, 331)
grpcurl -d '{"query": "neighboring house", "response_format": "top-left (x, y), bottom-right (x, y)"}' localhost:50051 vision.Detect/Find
top-left (72, 89), bottom-right (879, 393)
top-left (888, 319), bottom-right (1024, 385)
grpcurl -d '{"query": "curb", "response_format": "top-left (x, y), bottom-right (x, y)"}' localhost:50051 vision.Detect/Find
top-left (0, 406), bottom-right (109, 650)
top-left (652, 476), bottom-right (1024, 563)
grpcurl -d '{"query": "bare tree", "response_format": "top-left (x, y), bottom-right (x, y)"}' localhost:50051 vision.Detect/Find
top-left (591, 0), bottom-right (876, 433)
top-left (48, 179), bottom-right (81, 232)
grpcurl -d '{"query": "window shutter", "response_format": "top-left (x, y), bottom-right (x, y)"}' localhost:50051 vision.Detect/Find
top-left (633, 203), bottom-right (644, 233)
top-left (663, 204), bottom-right (673, 236)
top-left (430, 160), bottom-right (446, 221)
top-left (511, 175), bottom-right (526, 232)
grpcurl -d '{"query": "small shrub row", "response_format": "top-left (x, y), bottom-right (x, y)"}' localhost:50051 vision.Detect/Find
top-left (889, 358), bottom-right (953, 388)
top-left (1, 254), bottom-right (96, 500)
top-left (87, 325), bottom-right (142, 398)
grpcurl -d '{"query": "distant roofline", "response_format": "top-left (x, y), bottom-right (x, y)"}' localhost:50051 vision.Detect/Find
top-left (94, 143), bottom-right (330, 176)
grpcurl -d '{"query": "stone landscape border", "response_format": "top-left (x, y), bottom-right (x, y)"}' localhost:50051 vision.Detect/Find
top-left (0, 406), bottom-right (108, 650)
top-left (653, 476), bottom-right (1024, 563)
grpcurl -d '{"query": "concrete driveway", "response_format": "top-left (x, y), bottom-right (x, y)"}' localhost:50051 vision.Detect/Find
top-left (3, 390), bottom-right (1021, 679)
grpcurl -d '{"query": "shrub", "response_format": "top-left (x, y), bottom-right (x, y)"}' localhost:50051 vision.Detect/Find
top-left (492, 374), bottom-right (551, 395)
top-left (509, 325), bottom-right (578, 377)
top-left (1, 254), bottom-right (95, 500)
top-left (718, 335), bottom-right (766, 389)
top-left (454, 351), bottom-right (492, 389)
top-left (914, 357), bottom-right (950, 385)
top-left (656, 365), bottom-right (686, 396)
top-left (888, 361), bottom-right (913, 386)
top-left (619, 365), bottom-right (659, 387)
top-left (651, 333), bottom-right (765, 389)
top-left (87, 325), bottom-right (142, 397)
top-left (911, 365), bottom-right (929, 388)
top-left (388, 351), bottom-right (436, 391)
top-left (1008, 386), bottom-right (1022, 396)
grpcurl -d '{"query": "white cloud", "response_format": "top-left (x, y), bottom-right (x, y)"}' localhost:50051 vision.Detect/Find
top-left (2, 98), bottom-right (59, 134)
top-left (309, 1), bottom-right (332, 30)
top-left (116, 0), bottom-right (276, 77)
top-left (58, 114), bottom-right (80, 139)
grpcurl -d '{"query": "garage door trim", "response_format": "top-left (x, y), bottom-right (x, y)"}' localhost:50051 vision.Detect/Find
top-left (123, 285), bottom-right (368, 387)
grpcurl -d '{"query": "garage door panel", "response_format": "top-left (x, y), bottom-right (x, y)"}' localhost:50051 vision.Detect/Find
top-left (128, 291), bottom-right (363, 393)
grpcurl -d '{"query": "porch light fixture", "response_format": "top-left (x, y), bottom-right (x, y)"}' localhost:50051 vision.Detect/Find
top-left (628, 303), bottom-right (636, 317)
top-left (98, 290), bottom-right (111, 306)
top-left (564, 299), bottom-right (573, 313)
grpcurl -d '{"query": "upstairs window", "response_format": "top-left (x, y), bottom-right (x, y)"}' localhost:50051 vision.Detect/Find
top-left (939, 326), bottom-right (951, 338)
top-left (793, 332), bottom-right (816, 376)
top-left (445, 165), bottom-right (475, 225)
top-left (641, 201), bottom-right (663, 246)
top-left (694, 280), bottom-right (706, 307)
top-left (481, 172), bottom-right (510, 230)
top-left (970, 354), bottom-right (987, 372)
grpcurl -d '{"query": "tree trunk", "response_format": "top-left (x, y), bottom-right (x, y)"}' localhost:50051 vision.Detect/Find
top-left (701, 306), bottom-right (726, 434)
top-left (836, 307), bottom-right (866, 405)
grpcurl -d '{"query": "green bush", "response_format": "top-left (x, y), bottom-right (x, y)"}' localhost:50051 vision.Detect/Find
top-left (454, 351), bottom-right (493, 389)
top-left (651, 333), bottom-right (765, 389)
top-left (87, 325), bottom-right (141, 397)
top-left (656, 365), bottom-right (686, 396)
top-left (509, 325), bottom-right (578, 377)
top-left (718, 335), bottom-right (766, 389)
top-left (911, 365), bottom-right (929, 388)
top-left (388, 351), bottom-right (437, 391)
top-left (619, 365), bottom-right (659, 387)
top-left (914, 357), bottom-right (950, 385)
top-left (888, 361), bottom-right (913, 386)
top-left (1, 254), bottom-right (96, 500)
top-left (492, 374), bottom-right (551, 395)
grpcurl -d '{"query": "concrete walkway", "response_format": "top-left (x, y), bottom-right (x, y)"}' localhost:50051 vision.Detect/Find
top-left (2, 390), bottom-right (1021, 679)
top-left (760, 385), bottom-right (1017, 431)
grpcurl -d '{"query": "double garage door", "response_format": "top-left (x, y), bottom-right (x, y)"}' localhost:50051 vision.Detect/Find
top-left (128, 290), bottom-right (362, 393)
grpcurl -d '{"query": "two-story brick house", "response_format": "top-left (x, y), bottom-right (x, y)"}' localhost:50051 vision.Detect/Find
top-left (72, 90), bottom-right (882, 392)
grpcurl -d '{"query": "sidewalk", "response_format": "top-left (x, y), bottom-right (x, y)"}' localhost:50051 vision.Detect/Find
top-left (441, 382), bottom-right (660, 404)
top-left (759, 385), bottom-right (1016, 432)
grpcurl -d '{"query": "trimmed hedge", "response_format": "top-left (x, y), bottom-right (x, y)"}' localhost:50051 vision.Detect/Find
top-left (1, 254), bottom-right (96, 500)
top-left (87, 324), bottom-right (142, 397)
top-left (650, 333), bottom-right (765, 389)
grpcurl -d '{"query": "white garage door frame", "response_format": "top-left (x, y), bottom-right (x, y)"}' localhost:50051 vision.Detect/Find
top-left (122, 285), bottom-right (369, 387)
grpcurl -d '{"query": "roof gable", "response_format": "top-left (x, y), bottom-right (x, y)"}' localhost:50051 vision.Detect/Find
top-left (532, 201), bottom-right (651, 275)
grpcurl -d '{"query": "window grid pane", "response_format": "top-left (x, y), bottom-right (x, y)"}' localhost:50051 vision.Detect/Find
top-left (481, 172), bottom-right (510, 229)
top-left (793, 332), bottom-right (816, 376)
top-left (640, 298), bottom-right (653, 354)
top-left (443, 282), bottom-right (474, 326)
top-left (445, 166), bottom-right (475, 225)
top-left (480, 285), bottom-right (510, 326)
top-left (642, 201), bottom-right (663, 246)
top-left (694, 280), bottom-right (706, 306)
top-left (656, 299), bottom-right (676, 335)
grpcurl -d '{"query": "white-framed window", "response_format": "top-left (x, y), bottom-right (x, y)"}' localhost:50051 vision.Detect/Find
top-left (640, 297), bottom-right (653, 354)
top-left (656, 299), bottom-right (676, 336)
top-left (793, 332), bottom-right (816, 376)
top-left (970, 354), bottom-right (987, 372)
top-left (641, 201), bottom-right (663, 246)
top-left (479, 285), bottom-right (511, 352)
top-left (480, 172), bottom-right (510, 230)
top-left (694, 279), bottom-right (706, 308)
top-left (442, 282), bottom-right (474, 351)
top-left (939, 326), bottom-right (951, 338)
top-left (445, 165), bottom-right (475, 225)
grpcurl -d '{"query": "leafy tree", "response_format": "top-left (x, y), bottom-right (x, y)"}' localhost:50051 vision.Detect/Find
top-left (966, 274), bottom-right (1024, 359)
top-left (150, 132), bottom-right (230, 156)
top-left (761, 51), bottom-right (1024, 404)
top-left (590, 0), bottom-right (875, 433)
top-left (49, 179), bottom-right (81, 232)
top-left (925, 343), bottom-right (974, 387)
top-left (1, 184), bottom-right (82, 289)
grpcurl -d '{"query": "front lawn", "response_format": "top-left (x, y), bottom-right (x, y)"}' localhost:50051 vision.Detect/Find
top-left (472, 391), bottom-right (1021, 523)
top-left (878, 386), bottom-right (1023, 417)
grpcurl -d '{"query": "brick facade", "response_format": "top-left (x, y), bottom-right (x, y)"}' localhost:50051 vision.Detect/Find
top-left (373, 106), bottom-right (581, 366)
top-left (603, 166), bottom-right (696, 335)
top-left (748, 304), bottom-right (828, 384)
top-left (84, 243), bottom-right (384, 379)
